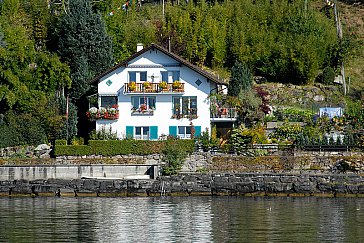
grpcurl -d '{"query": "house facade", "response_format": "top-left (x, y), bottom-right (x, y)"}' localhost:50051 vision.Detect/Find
top-left (89, 43), bottom-right (236, 140)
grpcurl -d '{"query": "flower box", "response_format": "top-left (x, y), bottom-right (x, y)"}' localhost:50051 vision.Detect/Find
top-left (86, 105), bottom-right (119, 121)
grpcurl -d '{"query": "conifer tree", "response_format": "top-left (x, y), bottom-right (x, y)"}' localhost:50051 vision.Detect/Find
top-left (228, 60), bottom-right (252, 97)
top-left (57, 0), bottom-right (114, 100)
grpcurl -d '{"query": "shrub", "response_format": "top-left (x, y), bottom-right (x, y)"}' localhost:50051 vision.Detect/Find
top-left (161, 140), bottom-right (187, 175)
top-left (71, 137), bottom-right (84, 145)
top-left (321, 66), bottom-right (335, 85)
top-left (269, 123), bottom-right (303, 143)
top-left (54, 139), bottom-right (195, 156)
top-left (55, 140), bottom-right (67, 145)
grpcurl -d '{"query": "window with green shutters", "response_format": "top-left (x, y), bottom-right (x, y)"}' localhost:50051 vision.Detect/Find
top-left (169, 125), bottom-right (201, 139)
top-left (127, 126), bottom-right (158, 140)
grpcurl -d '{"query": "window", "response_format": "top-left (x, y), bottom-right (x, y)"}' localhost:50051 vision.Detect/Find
top-left (100, 96), bottom-right (117, 108)
top-left (132, 96), bottom-right (155, 110)
top-left (135, 126), bottom-right (149, 140)
top-left (140, 72), bottom-right (147, 81)
top-left (173, 96), bottom-right (197, 115)
top-left (161, 71), bottom-right (180, 82)
top-left (129, 71), bottom-right (147, 82)
top-left (178, 126), bottom-right (192, 139)
top-left (129, 71), bottom-right (136, 82)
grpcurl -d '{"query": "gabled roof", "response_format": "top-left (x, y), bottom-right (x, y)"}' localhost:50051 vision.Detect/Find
top-left (89, 43), bottom-right (225, 85)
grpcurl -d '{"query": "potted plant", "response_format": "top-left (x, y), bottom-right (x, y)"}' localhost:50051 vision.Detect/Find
top-left (142, 81), bottom-right (151, 90)
top-left (129, 81), bottom-right (137, 92)
top-left (139, 104), bottom-right (147, 112)
top-left (172, 80), bottom-right (181, 90)
top-left (159, 81), bottom-right (168, 91)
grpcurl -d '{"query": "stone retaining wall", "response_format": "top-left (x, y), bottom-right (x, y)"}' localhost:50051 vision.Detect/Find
top-left (0, 165), bottom-right (159, 181)
top-left (1, 173), bottom-right (364, 197)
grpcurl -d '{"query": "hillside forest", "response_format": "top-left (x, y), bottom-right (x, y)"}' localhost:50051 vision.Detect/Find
top-left (0, 0), bottom-right (363, 148)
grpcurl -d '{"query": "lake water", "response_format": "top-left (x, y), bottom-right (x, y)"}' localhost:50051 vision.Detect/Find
top-left (0, 196), bottom-right (363, 242)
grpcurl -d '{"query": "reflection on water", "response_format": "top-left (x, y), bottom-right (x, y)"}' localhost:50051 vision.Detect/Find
top-left (0, 196), bottom-right (363, 242)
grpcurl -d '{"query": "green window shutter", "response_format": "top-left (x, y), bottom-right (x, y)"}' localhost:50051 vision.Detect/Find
top-left (194, 126), bottom-right (201, 137)
top-left (169, 126), bottom-right (177, 137)
top-left (126, 126), bottom-right (134, 138)
top-left (150, 126), bottom-right (158, 140)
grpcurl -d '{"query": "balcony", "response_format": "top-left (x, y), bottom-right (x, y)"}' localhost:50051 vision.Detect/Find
top-left (124, 82), bottom-right (185, 94)
top-left (171, 108), bottom-right (198, 120)
top-left (210, 108), bottom-right (238, 122)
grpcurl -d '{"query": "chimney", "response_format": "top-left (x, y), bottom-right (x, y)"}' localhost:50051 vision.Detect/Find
top-left (137, 43), bottom-right (144, 52)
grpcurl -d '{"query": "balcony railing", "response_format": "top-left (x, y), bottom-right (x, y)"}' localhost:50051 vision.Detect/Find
top-left (210, 108), bottom-right (238, 119)
top-left (124, 82), bottom-right (185, 93)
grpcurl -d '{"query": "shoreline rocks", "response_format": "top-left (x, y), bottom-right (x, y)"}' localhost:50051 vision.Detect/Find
top-left (1, 173), bottom-right (364, 198)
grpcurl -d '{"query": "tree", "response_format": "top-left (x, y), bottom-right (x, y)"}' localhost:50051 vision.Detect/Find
top-left (228, 60), bottom-right (252, 96)
top-left (57, 0), bottom-right (114, 100)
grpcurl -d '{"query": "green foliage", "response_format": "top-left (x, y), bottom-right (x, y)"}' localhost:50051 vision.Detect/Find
top-left (237, 89), bottom-right (264, 124)
top-left (3, 110), bottom-right (47, 146)
top-left (56, 96), bottom-right (78, 142)
top-left (271, 107), bottom-right (315, 122)
top-left (0, 122), bottom-right (19, 148)
top-left (198, 128), bottom-right (219, 151)
top-left (57, 0), bottom-right (114, 99)
top-left (105, 2), bottom-right (157, 63)
top-left (162, 139), bottom-right (188, 176)
top-left (55, 139), bottom-right (67, 146)
top-left (228, 61), bottom-right (252, 96)
top-left (269, 123), bottom-right (303, 143)
top-left (71, 137), bottom-right (84, 146)
top-left (54, 139), bottom-right (195, 156)
top-left (230, 124), bottom-right (268, 154)
top-left (321, 66), bottom-right (336, 85)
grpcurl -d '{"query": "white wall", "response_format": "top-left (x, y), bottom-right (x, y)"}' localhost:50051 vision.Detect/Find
top-left (96, 49), bottom-right (216, 139)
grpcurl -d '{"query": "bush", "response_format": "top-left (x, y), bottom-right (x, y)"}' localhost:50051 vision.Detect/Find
top-left (54, 145), bottom-right (92, 156)
top-left (55, 140), bottom-right (67, 145)
top-left (321, 66), bottom-right (335, 85)
top-left (161, 140), bottom-right (187, 175)
top-left (269, 123), bottom-right (303, 143)
top-left (0, 124), bottom-right (20, 148)
top-left (54, 139), bottom-right (195, 156)
top-left (71, 137), bottom-right (84, 145)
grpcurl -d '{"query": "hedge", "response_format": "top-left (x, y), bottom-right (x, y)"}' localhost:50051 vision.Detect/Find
top-left (54, 139), bottom-right (195, 156)
top-left (55, 140), bottom-right (67, 146)
top-left (54, 145), bottom-right (92, 156)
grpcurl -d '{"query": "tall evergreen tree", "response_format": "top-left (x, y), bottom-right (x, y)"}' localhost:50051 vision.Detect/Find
top-left (57, 0), bottom-right (114, 100)
top-left (228, 60), bottom-right (253, 97)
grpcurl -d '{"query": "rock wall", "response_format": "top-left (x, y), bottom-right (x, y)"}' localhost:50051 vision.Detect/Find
top-left (0, 165), bottom-right (159, 181)
top-left (1, 173), bottom-right (364, 197)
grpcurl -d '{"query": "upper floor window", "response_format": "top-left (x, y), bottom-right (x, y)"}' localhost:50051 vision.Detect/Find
top-left (100, 96), bottom-right (118, 108)
top-left (129, 71), bottom-right (147, 82)
top-left (161, 71), bottom-right (180, 83)
top-left (173, 96), bottom-right (197, 115)
top-left (131, 96), bottom-right (156, 114)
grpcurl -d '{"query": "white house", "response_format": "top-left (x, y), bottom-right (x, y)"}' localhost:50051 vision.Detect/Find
top-left (88, 43), bottom-right (237, 140)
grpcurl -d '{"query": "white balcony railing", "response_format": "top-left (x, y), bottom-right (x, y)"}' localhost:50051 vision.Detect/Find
top-left (210, 108), bottom-right (238, 119)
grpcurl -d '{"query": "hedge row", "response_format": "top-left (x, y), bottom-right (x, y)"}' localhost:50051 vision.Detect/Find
top-left (55, 140), bottom-right (67, 146)
top-left (54, 139), bottom-right (195, 156)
